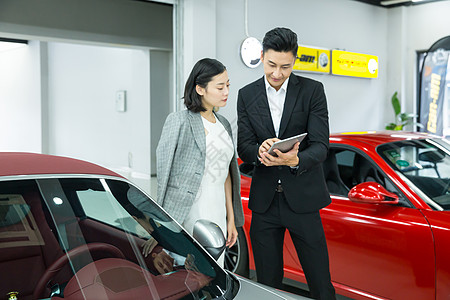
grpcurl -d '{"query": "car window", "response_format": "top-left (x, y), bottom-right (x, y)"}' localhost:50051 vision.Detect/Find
top-left (335, 150), bottom-right (355, 188)
top-left (336, 150), bottom-right (355, 167)
top-left (324, 148), bottom-right (408, 206)
top-left (77, 189), bottom-right (141, 234)
top-left (0, 193), bottom-right (44, 249)
top-left (0, 177), bottom-right (234, 300)
top-left (0, 180), bottom-right (67, 300)
top-left (378, 138), bottom-right (450, 210)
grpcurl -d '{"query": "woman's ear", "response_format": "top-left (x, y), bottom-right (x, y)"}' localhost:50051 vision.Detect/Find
top-left (195, 84), bottom-right (204, 96)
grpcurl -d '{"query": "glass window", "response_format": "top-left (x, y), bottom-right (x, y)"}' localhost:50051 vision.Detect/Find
top-left (0, 178), bottom-right (236, 300)
top-left (326, 148), bottom-right (409, 206)
top-left (378, 138), bottom-right (450, 210)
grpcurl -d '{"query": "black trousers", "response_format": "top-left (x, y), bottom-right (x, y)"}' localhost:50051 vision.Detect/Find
top-left (250, 192), bottom-right (336, 300)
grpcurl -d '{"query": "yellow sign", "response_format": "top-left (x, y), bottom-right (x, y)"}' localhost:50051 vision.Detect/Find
top-left (294, 46), bottom-right (330, 74)
top-left (331, 50), bottom-right (378, 78)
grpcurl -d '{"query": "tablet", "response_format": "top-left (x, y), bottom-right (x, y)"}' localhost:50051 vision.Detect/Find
top-left (268, 133), bottom-right (307, 156)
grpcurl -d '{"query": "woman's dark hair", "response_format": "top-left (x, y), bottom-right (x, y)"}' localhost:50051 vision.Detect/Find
top-left (184, 58), bottom-right (227, 112)
top-left (262, 27), bottom-right (298, 58)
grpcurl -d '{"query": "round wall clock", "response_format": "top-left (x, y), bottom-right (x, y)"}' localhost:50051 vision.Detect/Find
top-left (240, 37), bottom-right (263, 68)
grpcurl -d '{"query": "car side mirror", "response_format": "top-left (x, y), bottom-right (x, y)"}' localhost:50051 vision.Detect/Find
top-left (348, 182), bottom-right (399, 205)
top-left (193, 219), bottom-right (226, 260)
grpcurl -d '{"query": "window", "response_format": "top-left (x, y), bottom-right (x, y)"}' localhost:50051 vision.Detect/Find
top-left (378, 138), bottom-right (450, 210)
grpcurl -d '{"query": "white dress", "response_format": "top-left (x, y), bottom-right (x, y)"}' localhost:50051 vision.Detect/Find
top-left (182, 115), bottom-right (234, 266)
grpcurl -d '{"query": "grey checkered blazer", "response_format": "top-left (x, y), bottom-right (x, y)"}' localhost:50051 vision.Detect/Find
top-left (156, 109), bottom-right (244, 228)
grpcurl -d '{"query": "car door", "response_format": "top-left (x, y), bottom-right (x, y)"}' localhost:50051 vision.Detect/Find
top-left (420, 210), bottom-right (450, 299)
top-left (319, 146), bottom-right (435, 300)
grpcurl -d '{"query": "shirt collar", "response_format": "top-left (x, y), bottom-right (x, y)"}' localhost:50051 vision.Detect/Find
top-left (264, 75), bottom-right (290, 94)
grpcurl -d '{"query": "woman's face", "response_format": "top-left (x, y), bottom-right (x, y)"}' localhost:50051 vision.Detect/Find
top-left (197, 70), bottom-right (230, 111)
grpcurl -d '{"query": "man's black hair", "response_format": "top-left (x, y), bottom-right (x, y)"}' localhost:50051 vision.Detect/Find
top-left (262, 27), bottom-right (298, 58)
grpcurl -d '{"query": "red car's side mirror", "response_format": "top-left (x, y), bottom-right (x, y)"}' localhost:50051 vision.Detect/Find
top-left (348, 182), bottom-right (399, 205)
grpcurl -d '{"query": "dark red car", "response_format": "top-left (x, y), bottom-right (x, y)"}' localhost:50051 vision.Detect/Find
top-left (226, 131), bottom-right (450, 300)
top-left (0, 153), bottom-right (306, 300)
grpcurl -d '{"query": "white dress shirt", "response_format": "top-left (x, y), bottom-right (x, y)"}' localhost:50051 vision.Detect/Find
top-left (264, 76), bottom-right (298, 174)
top-left (264, 76), bottom-right (289, 137)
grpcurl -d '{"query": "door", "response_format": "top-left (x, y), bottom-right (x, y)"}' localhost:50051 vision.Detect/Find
top-left (320, 147), bottom-right (435, 299)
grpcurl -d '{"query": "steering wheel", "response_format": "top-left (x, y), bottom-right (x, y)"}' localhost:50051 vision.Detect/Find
top-left (33, 242), bottom-right (125, 299)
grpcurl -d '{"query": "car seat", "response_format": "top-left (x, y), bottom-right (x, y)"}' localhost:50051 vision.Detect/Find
top-left (322, 150), bottom-right (350, 196)
top-left (352, 154), bottom-right (384, 186)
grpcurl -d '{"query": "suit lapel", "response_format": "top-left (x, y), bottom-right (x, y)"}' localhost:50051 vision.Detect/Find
top-left (279, 74), bottom-right (301, 138)
top-left (188, 110), bottom-right (206, 155)
top-left (255, 77), bottom-right (276, 137)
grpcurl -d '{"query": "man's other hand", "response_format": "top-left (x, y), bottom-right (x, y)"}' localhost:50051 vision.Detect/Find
top-left (259, 142), bottom-right (300, 167)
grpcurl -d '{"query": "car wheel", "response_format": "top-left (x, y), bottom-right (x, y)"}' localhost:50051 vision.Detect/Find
top-left (224, 227), bottom-right (249, 277)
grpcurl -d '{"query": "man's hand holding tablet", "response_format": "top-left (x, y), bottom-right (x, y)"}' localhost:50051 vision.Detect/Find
top-left (258, 133), bottom-right (307, 167)
top-left (267, 133), bottom-right (307, 156)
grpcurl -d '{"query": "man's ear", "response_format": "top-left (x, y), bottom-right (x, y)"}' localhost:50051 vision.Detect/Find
top-left (196, 85), bottom-right (204, 96)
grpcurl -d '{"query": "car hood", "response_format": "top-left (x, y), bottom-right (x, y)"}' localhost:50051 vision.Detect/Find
top-left (234, 274), bottom-right (308, 300)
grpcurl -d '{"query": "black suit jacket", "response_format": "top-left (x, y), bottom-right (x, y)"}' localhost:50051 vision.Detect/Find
top-left (237, 74), bottom-right (331, 213)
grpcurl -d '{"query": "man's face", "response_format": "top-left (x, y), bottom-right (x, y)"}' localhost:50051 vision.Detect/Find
top-left (261, 49), bottom-right (296, 91)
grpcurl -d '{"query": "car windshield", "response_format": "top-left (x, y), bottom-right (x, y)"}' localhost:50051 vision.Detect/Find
top-left (0, 177), bottom-right (235, 300)
top-left (377, 138), bottom-right (450, 210)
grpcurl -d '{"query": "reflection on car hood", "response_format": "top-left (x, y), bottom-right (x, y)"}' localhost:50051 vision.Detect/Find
top-left (235, 275), bottom-right (308, 300)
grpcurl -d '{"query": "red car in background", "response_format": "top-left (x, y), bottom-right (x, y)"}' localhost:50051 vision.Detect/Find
top-left (225, 131), bottom-right (450, 300)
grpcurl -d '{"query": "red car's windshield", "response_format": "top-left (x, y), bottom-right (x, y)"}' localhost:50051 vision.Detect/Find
top-left (377, 138), bottom-right (450, 210)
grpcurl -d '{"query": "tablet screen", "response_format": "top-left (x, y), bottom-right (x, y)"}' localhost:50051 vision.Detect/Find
top-left (268, 133), bottom-right (307, 156)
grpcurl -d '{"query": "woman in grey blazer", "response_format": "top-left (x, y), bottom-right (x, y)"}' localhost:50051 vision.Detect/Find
top-left (156, 59), bottom-right (244, 262)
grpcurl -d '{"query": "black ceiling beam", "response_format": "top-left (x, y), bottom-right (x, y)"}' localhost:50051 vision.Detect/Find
top-left (352, 0), bottom-right (445, 8)
top-left (0, 37), bottom-right (28, 44)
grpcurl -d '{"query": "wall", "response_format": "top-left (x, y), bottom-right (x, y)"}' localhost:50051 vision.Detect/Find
top-left (180, 0), bottom-right (217, 110)
top-left (182, 0), bottom-right (388, 134)
top-left (0, 41), bottom-right (43, 152)
top-left (0, 0), bottom-right (173, 195)
top-left (191, 0), bottom-right (390, 134)
top-left (182, 0), bottom-right (450, 135)
top-left (150, 50), bottom-right (173, 175)
top-left (46, 42), bottom-right (152, 190)
top-left (389, 1), bottom-right (450, 124)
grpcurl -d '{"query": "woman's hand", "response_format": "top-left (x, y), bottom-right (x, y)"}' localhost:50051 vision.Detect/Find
top-left (152, 251), bottom-right (174, 274)
top-left (226, 221), bottom-right (238, 247)
top-left (142, 237), bottom-right (158, 257)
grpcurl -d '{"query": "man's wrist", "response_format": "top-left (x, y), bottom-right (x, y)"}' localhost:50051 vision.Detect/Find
top-left (289, 156), bottom-right (299, 168)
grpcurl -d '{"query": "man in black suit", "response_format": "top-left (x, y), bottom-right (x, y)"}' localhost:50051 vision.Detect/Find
top-left (237, 27), bottom-right (335, 299)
